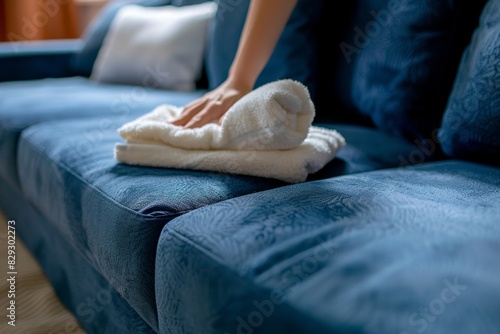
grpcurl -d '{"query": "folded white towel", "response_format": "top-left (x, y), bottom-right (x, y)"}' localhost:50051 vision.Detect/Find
top-left (115, 79), bottom-right (346, 183)
top-left (115, 126), bottom-right (345, 183)
top-left (118, 79), bottom-right (315, 150)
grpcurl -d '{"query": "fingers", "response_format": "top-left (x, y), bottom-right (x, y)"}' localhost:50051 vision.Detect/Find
top-left (184, 100), bottom-right (226, 128)
top-left (170, 98), bottom-right (208, 126)
top-left (170, 85), bottom-right (246, 128)
top-left (170, 91), bottom-right (222, 127)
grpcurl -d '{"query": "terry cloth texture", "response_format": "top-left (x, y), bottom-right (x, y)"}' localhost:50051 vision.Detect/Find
top-left (115, 80), bottom-right (346, 183)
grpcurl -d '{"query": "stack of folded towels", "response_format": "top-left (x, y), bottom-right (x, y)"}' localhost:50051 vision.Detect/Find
top-left (115, 79), bottom-right (345, 183)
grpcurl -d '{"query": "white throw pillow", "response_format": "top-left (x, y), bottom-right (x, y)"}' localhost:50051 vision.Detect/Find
top-left (90, 2), bottom-right (217, 91)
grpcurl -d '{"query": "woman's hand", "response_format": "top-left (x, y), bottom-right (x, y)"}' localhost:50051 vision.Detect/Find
top-left (171, 80), bottom-right (252, 128)
top-left (171, 0), bottom-right (298, 128)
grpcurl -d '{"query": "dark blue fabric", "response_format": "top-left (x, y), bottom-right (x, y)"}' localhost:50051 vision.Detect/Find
top-left (0, 175), bottom-right (155, 334)
top-left (156, 161), bottom-right (500, 334)
top-left (308, 123), bottom-right (432, 181)
top-left (169, 0), bottom-right (211, 5)
top-left (0, 40), bottom-right (81, 82)
top-left (351, 0), bottom-right (488, 142)
top-left (70, 0), bottom-right (171, 77)
top-left (12, 116), bottom-right (428, 331)
top-left (16, 117), bottom-right (286, 330)
top-left (438, 0), bottom-right (500, 165)
top-left (0, 77), bottom-right (204, 189)
top-left (206, 0), bottom-right (323, 100)
top-left (315, 0), bottom-right (486, 138)
top-left (0, 77), bottom-right (424, 192)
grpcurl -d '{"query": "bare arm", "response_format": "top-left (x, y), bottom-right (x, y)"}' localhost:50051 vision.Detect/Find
top-left (172, 0), bottom-right (298, 128)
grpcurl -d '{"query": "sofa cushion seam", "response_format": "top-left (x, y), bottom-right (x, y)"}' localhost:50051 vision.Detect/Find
top-left (20, 130), bottom-right (185, 219)
top-left (160, 226), bottom-right (334, 331)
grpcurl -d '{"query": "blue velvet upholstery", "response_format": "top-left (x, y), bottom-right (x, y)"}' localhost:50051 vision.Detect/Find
top-left (0, 40), bottom-right (82, 82)
top-left (309, 123), bottom-right (430, 180)
top-left (439, 0), bottom-right (500, 165)
top-left (0, 175), bottom-right (155, 333)
top-left (156, 161), bottom-right (500, 334)
top-left (16, 117), bottom-right (286, 330)
top-left (0, 77), bottom-right (204, 189)
top-left (0, 0), bottom-right (497, 333)
top-left (315, 0), bottom-right (486, 138)
top-left (13, 115), bottom-right (424, 331)
top-left (0, 77), bottom-right (424, 192)
top-left (206, 0), bottom-right (323, 100)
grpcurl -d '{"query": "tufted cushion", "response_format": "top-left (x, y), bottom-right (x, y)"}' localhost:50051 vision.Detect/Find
top-left (206, 0), bottom-right (323, 100)
top-left (438, 0), bottom-right (500, 165)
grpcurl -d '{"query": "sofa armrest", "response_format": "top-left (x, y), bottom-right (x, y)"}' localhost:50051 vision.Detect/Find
top-left (0, 39), bottom-right (83, 82)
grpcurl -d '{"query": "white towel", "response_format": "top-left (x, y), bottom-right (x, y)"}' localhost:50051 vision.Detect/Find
top-left (115, 79), bottom-right (346, 183)
top-left (115, 127), bottom-right (345, 183)
top-left (118, 79), bottom-right (315, 150)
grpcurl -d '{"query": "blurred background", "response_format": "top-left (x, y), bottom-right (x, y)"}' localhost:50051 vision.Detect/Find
top-left (0, 0), bottom-right (109, 41)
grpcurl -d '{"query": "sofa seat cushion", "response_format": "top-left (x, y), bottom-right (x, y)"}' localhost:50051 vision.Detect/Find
top-left (16, 116), bottom-right (286, 330)
top-left (0, 76), bottom-right (204, 189)
top-left (156, 161), bottom-right (500, 334)
top-left (309, 123), bottom-right (429, 180)
top-left (0, 175), bottom-right (156, 333)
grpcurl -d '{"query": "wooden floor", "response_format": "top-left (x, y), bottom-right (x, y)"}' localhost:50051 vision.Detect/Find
top-left (0, 211), bottom-right (85, 333)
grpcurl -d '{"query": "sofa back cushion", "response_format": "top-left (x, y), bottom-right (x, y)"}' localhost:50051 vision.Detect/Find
top-left (438, 0), bottom-right (500, 165)
top-left (315, 0), bottom-right (486, 144)
top-left (205, 0), bottom-right (323, 100)
top-left (71, 0), bottom-right (208, 77)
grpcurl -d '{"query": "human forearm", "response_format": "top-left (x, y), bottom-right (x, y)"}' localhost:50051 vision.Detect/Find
top-left (172, 0), bottom-right (298, 128)
top-left (227, 0), bottom-right (298, 90)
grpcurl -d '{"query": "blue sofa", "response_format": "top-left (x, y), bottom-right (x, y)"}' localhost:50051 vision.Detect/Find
top-left (1, 0), bottom-right (499, 333)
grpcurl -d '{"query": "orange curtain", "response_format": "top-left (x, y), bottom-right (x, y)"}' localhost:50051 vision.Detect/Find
top-left (0, 0), bottom-right (80, 42)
